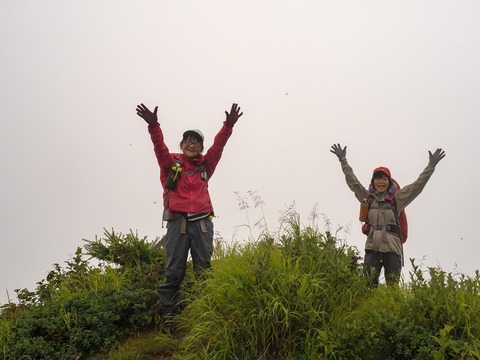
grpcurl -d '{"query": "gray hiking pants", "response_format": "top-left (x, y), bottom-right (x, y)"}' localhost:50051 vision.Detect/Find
top-left (158, 216), bottom-right (214, 316)
top-left (364, 250), bottom-right (401, 286)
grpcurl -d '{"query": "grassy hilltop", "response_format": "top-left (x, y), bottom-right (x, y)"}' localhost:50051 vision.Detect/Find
top-left (1, 212), bottom-right (480, 359)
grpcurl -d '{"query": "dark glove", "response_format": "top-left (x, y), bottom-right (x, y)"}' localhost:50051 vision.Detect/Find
top-left (225, 103), bottom-right (243, 128)
top-left (428, 148), bottom-right (446, 166)
top-left (330, 143), bottom-right (347, 161)
top-left (136, 103), bottom-right (158, 125)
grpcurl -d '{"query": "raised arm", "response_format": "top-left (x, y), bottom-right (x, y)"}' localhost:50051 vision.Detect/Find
top-left (330, 143), bottom-right (368, 202)
top-left (395, 148), bottom-right (446, 210)
top-left (203, 103), bottom-right (243, 178)
top-left (135, 103), bottom-right (172, 172)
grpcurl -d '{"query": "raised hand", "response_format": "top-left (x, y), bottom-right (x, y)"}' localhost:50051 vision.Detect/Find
top-left (225, 103), bottom-right (243, 128)
top-left (330, 143), bottom-right (347, 161)
top-left (428, 148), bottom-right (446, 166)
top-left (136, 103), bottom-right (158, 125)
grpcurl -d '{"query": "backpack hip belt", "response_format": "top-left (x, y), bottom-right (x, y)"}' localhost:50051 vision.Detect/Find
top-left (372, 224), bottom-right (400, 236)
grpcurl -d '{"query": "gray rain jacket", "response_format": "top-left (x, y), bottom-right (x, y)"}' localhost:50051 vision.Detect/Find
top-left (340, 161), bottom-right (436, 256)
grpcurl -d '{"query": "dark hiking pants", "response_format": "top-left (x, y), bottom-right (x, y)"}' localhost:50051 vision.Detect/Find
top-left (364, 250), bottom-right (402, 287)
top-left (158, 216), bottom-right (214, 316)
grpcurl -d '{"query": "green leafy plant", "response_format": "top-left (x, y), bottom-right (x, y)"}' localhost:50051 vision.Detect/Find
top-left (0, 230), bottom-right (166, 359)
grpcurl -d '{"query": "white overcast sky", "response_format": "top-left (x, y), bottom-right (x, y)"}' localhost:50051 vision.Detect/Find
top-left (1, 1), bottom-right (479, 303)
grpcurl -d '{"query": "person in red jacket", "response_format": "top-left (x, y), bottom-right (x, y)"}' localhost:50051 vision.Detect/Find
top-left (136, 102), bottom-right (243, 322)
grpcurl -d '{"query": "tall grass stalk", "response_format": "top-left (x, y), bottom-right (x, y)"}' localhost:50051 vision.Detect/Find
top-left (247, 190), bottom-right (269, 235)
top-left (234, 190), bottom-right (254, 241)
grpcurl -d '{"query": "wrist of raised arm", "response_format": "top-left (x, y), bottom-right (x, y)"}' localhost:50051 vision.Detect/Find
top-left (224, 120), bottom-right (235, 129)
top-left (148, 122), bottom-right (160, 133)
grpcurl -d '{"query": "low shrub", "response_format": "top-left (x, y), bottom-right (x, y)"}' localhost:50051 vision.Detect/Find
top-left (0, 230), bottom-right (165, 359)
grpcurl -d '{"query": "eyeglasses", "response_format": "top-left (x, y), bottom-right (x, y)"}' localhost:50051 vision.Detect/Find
top-left (184, 139), bottom-right (202, 148)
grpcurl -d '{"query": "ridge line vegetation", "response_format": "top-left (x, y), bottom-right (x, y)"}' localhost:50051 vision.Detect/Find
top-left (1, 207), bottom-right (479, 359)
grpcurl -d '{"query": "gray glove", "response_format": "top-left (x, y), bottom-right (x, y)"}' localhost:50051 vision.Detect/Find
top-left (428, 148), bottom-right (446, 166)
top-left (330, 143), bottom-right (347, 161)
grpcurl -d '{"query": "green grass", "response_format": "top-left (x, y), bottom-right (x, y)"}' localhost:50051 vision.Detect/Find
top-left (88, 330), bottom-right (178, 360)
top-left (1, 218), bottom-right (480, 359)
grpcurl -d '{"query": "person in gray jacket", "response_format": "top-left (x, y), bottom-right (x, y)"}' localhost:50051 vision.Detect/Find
top-left (330, 144), bottom-right (445, 286)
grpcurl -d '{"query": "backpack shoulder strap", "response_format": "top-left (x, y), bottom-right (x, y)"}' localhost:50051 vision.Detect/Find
top-left (391, 199), bottom-right (400, 226)
top-left (182, 163), bottom-right (208, 182)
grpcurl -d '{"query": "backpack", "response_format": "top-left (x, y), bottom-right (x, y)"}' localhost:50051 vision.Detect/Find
top-left (362, 178), bottom-right (408, 244)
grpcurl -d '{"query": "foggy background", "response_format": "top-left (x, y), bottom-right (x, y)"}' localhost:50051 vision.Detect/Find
top-left (1, 0), bottom-right (478, 304)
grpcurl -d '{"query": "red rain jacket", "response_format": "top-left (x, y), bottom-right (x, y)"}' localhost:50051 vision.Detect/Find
top-left (148, 122), bottom-right (232, 214)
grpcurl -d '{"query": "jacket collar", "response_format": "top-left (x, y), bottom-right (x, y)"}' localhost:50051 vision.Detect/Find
top-left (173, 153), bottom-right (205, 165)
